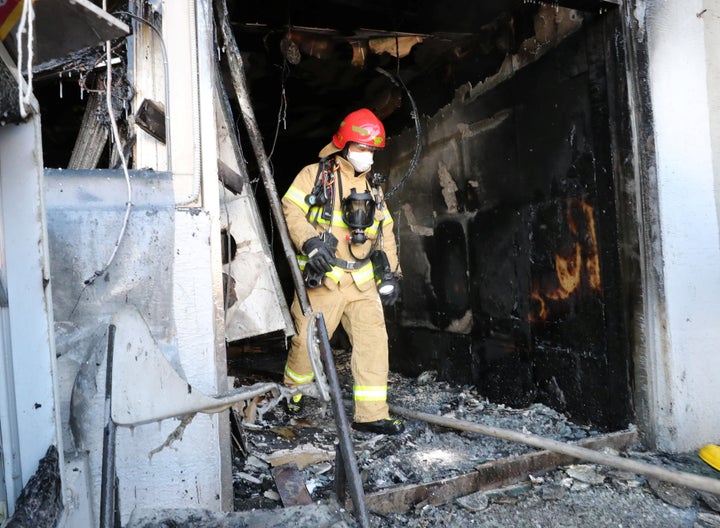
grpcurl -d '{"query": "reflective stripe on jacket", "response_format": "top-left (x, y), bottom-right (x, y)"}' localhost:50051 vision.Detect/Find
top-left (282, 142), bottom-right (400, 289)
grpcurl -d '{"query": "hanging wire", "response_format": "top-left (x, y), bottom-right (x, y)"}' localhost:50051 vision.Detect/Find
top-left (267, 55), bottom-right (290, 162)
top-left (259, 27), bottom-right (296, 252)
top-left (264, 55), bottom-right (292, 251)
top-left (16, 0), bottom-right (35, 118)
top-left (83, 39), bottom-right (133, 285)
top-left (373, 33), bottom-right (423, 202)
top-left (375, 64), bottom-right (423, 201)
top-left (376, 35), bottom-right (424, 276)
top-left (114, 10), bottom-right (172, 172)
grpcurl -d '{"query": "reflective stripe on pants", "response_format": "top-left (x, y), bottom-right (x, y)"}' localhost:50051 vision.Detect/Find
top-left (284, 274), bottom-right (389, 422)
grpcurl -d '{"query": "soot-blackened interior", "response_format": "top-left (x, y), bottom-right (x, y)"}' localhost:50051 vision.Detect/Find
top-left (35, 1), bottom-right (634, 431)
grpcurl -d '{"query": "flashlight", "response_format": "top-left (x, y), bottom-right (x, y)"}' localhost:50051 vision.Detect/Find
top-left (371, 250), bottom-right (396, 296)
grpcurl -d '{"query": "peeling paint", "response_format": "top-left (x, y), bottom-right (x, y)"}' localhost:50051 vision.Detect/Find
top-left (438, 161), bottom-right (459, 213)
top-left (456, 109), bottom-right (511, 139)
top-left (401, 203), bottom-right (434, 237)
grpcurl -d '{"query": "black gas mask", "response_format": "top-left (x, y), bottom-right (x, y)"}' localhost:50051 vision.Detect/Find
top-left (342, 188), bottom-right (376, 245)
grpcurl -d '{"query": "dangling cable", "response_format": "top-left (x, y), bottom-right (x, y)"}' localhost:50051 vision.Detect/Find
top-left (268, 55), bottom-right (289, 162)
top-left (264, 48), bottom-right (291, 251)
top-left (115, 10), bottom-right (172, 172)
top-left (175, 0), bottom-right (202, 206)
top-left (16, 0), bottom-right (35, 118)
top-left (377, 36), bottom-right (421, 276)
top-left (84, 31), bottom-right (133, 285)
top-left (375, 66), bottom-right (422, 201)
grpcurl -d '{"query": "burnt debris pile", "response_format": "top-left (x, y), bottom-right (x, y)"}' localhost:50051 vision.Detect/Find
top-left (229, 349), bottom-right (720, 527)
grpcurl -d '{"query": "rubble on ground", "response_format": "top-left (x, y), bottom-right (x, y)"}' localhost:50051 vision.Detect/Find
top-left (229, 349), bottom-right (720, 527)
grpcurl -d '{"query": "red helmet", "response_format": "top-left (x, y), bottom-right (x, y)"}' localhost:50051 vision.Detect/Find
top-left (332, 108), bottom-right (386, 150)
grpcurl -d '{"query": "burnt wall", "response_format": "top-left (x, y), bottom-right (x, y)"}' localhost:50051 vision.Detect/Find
top-left (385, 13), bottom-right (633, 429)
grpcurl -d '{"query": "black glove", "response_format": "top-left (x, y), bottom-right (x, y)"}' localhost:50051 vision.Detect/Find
top-left (379, 276), bottom-right (400, 306)
top-left (302, 237), bottom-right (334, 275)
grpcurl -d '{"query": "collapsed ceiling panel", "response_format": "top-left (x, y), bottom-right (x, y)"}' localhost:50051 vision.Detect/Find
top-left (0, 0), bottom-right (128, 125)
top-left (32, 0), bottom-right (129, 67)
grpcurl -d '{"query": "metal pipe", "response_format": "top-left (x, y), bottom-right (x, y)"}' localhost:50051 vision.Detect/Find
top-left (390, 405), bottom-right (720, 496)
top-left (176, 0), bottom-right (203, 206)
top-left (100, 325), bottom-right (117, 528)
top-left (117, 10), bottom-right (172, 173)
top-left (313, 313), bottom-right (370, 528)
top-left (214, 0), bottom-right (311, 315)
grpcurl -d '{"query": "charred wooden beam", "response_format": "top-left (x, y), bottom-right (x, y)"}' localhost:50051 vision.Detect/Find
top-left (110, 134), bottom-right (135, 170)
top-left (392, 406), bottom-right (720, 496)
top-left (68, 89), bottom-right (108, 170)
top-left (215, 0), bottom-right (312, 315)
top-left (33, 0), bottom-right (129, 67)
top-left (0, 276), bottom-right (7, 307)
top-left (360, 429), bottom-right (637, 514)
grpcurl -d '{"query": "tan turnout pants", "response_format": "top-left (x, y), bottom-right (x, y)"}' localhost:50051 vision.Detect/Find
top-left (284, 274), bottom-right (390, 423)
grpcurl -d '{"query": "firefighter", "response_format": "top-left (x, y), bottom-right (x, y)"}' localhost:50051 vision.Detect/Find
top-left (281, 108), bottom-right (404, 435)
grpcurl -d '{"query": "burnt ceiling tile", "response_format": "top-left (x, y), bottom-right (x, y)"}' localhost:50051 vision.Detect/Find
top-left (32, 0), bottom-right (129, 67)
top-left (230, 0), bottom-right (524, 35)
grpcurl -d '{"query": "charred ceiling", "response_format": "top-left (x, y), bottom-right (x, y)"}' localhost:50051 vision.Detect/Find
top-left (230, 0), bottom-right (617, 35)
top-left (225, 0), bottom-right (617, 164)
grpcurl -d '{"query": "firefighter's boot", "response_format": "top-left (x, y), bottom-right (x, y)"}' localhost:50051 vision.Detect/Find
top-left (285, 394), bottom-right (304, 415)
top-left (352, 417), bottom-right (404, 435)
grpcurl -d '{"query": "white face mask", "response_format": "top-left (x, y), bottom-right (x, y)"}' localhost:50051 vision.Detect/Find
top-left (346, 150), bottom-right (374, 173)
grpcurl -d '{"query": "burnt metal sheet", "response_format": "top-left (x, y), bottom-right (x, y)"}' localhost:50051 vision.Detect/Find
top-left (33, 0), bottom-right (129, 67)
top-left (270, 463), bottom-right (313, 507)
top-left (135, 99), bottom-right (166, 143)
top-left (215, 62), bottom-right (293, 341)
top-left (44, 169), bottom-right (175, 342)
top-left (221, 187), bottom-right (294, 340)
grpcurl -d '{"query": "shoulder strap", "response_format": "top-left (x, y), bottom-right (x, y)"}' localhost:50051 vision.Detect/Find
top-left (306, 156), bottom-right (337, 226)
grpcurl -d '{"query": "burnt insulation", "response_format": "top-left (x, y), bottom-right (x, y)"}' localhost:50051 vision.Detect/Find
top-left (5, 445), bottom-right (63, 528)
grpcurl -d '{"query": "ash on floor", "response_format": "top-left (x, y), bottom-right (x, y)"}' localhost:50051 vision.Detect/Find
top-left (230, 350), bottom-right (720, 527)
